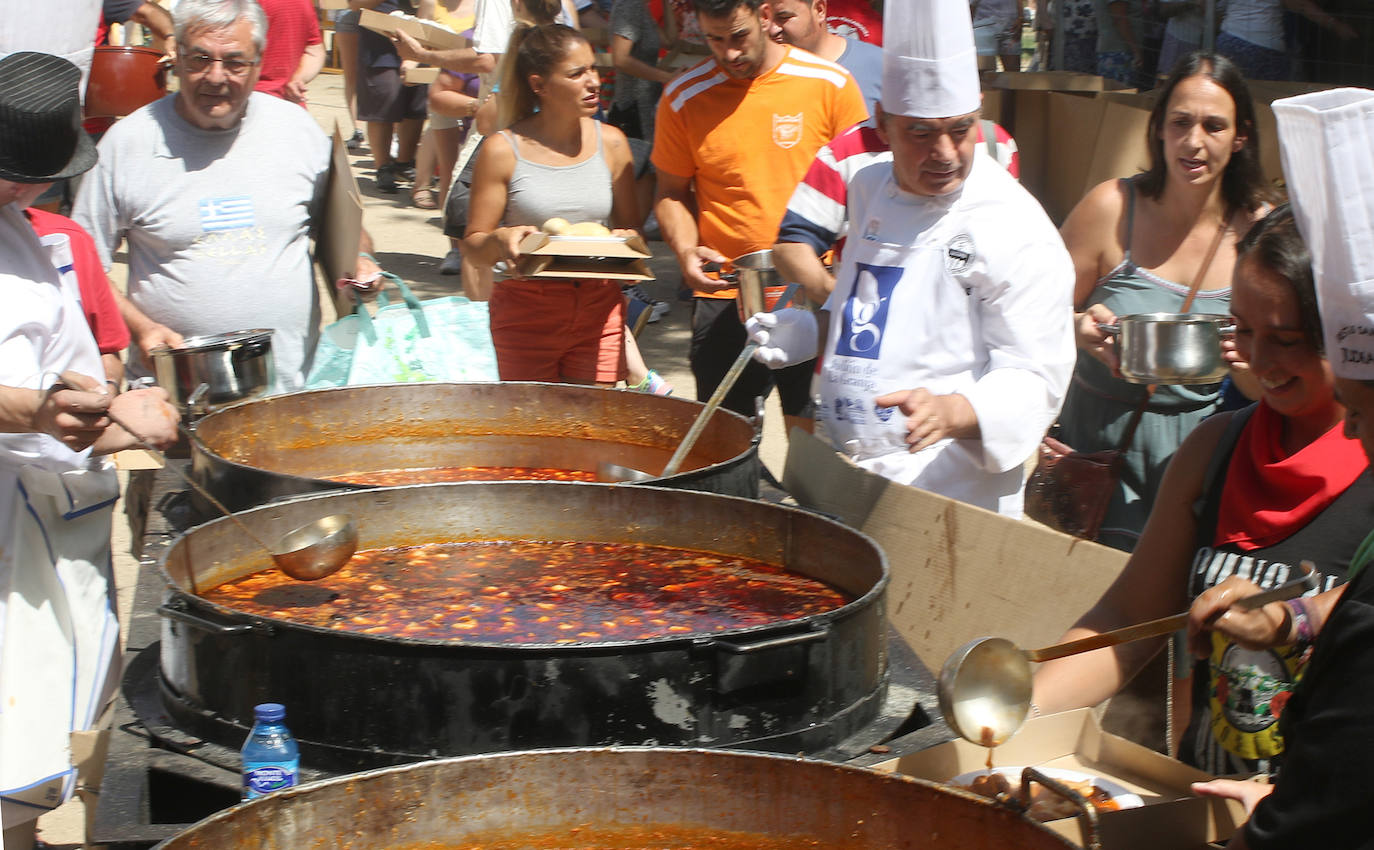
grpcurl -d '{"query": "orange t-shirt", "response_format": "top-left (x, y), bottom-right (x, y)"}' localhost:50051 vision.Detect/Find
top-left (652, 46), bottom-right (869, 298)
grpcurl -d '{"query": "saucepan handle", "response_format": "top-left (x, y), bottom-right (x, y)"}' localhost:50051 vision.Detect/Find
top-left (1020, 768), bottom-right (1103, 850)
top-left (1096, 323), bottom-right (1121, 336)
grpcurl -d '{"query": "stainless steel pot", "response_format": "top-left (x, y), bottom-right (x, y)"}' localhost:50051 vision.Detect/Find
top-left (1098, 313), bottom-right (1235, 385)
top-left (157, 482), bottom-right (887, 770)
top-left (153, 329), bottom-right (273, 413)
top-left (154, 748), bottom-right (1084, 849)
top-left (189, 382), bottom-right (761, 513)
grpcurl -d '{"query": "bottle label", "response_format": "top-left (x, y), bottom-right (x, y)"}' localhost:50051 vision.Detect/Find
top-left (244, 760), bottom-right (299, 799)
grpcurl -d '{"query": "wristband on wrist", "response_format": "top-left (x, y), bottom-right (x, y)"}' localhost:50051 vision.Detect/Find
top-left (1286, 598), bottom-right (1314, 646)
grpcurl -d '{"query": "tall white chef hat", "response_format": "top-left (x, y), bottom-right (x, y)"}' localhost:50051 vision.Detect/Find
top-left (1274, 88), bottom-right (1374, 379)
top-left (880, 0), bottom-right (980, 119)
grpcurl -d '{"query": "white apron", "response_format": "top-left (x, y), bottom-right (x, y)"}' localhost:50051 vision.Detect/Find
top-left (819, 226), bottom-right (1026, 515)
top-left (0, 205), bottom-right (120, 828)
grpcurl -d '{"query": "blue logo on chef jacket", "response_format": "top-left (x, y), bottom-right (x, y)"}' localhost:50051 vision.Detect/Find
top-left (834, 397), bottom-right (868, 423)
top-left (874, 404), bottom-right (894, 422)
top-left (835, 263), bottom-right (902, 360)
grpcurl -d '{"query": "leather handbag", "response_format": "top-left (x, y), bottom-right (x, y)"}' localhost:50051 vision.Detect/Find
top-left (1025, 416), bottom-right (1140, 540)
top-left (1027, 214), bottom-right (1228, 539)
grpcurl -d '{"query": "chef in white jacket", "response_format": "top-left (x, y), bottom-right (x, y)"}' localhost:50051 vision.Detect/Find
top-left (0, 52), bottom-right (177, 848)
top-left (746, 0), bottom-right (1075, 517)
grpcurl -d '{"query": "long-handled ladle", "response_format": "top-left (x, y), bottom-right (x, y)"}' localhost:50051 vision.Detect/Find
top-left (106, 409), bottom-right (358, 582)
top-left (937, 562), bottom-right (1319, 747)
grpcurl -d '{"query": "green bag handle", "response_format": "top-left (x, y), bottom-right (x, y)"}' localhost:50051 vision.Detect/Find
top-left (371, 271), bottom-right (431, 338)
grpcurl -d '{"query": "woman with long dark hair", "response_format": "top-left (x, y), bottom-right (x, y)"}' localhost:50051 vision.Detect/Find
top-left (463, 23), bottom-right (639, 384)
top-left (1055, 51), bottom-right (1274, 551)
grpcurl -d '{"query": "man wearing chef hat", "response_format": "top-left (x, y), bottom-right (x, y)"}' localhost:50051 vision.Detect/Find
top-left (746, 0), bottom-right (1074, 517)
top-left (1186, 87), bottom-right (1374, 849)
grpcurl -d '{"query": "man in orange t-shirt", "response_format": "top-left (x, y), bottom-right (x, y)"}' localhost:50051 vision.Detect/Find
top-left (652, 0), bottom-right (867, 427)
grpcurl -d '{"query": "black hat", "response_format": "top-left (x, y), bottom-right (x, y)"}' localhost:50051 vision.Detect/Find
top-left (0, 51), bottom-right (97, 183)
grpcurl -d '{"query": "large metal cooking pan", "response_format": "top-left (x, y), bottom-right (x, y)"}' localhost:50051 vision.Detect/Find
top-left (158, 483), bottom-right (887, 770)
top-left (190, 382), bottom-right (761, 513)
top-left (154, 748), bottom-right (1083, 849)
top-left (1098, 313), bottom-right (1234, 384)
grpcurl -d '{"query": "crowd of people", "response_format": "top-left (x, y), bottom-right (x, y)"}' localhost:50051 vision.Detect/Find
top-left (5, 0), bottom-right (1374, 847)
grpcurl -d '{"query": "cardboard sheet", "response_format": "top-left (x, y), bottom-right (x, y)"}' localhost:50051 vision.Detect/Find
top-left (318, 121), bottom-right (364, 289)
top-left (781, 429), bottom-right (1128, 672)
top-left (359, 8), bottom-right (467, 49)
top-left (879, 708), bottom-right (1248, 849)
top-left (403, 66), bottom-right (440, 85)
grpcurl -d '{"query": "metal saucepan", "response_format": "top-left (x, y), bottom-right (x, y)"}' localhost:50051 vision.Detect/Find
top-left (938, 563), bottom-right (1318, 747)
top-left (154, 748), bottom-right (1083, 849)
top-left (1097, 312), bottom-right (1235, 385)
top-left (152, 328), bottom-right (273, 414)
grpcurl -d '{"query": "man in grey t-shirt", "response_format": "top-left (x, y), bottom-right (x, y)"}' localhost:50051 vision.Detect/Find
top-left (768, 0), bottom-right (881, 117)
top-left (73, 0), bottom-right (379, 392)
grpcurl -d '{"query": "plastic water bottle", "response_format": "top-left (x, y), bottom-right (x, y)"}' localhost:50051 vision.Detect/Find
top-left (241, 703), bottom-right (299, 800)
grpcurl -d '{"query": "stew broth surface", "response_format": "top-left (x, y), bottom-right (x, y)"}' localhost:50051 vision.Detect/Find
top-left (326, 466), bottom-right (597, 485)
top-left (203, 541), bottom-right (851, 643)
top-left (395, 824), bottom-right (846, 849)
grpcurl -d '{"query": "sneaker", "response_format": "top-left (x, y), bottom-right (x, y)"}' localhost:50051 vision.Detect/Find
top-left (633, 370), bottom-right (674, 396)
top-left (346, 129), bottom-right (365, 150)
top-left (376, 162), bottom-right (398, 193)
top-left (439, 248), bottom-right (462, 275)
top-left (623, 283), bottom-right (670, 322)
top-left (395, 159), bottom-right (417, 183)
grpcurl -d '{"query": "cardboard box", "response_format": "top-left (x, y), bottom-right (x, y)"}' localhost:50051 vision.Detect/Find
top-left (782, 430), bottom-right (1128, 671)
top-left (359, 8), bottom-right (467, 50)
top-left (1038, 91), bottom-right (1155, 223)
top-left (875, 708), bottom-right (1248, 849)
top-left (316, 0), bottom-right (349, 9)
top-left (403, 65), bottom-right (440, 85)
top-left (515, 232), bottom-right (655, 281)
top-left (318, 121), bottom-right (364, 289)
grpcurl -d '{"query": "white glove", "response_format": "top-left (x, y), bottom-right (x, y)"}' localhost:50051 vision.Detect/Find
top-left (745, 308), bottom-right (819, 369)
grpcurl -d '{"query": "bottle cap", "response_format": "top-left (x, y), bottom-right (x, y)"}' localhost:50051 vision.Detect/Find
top-left (254, 702), bottom-right (286, 723)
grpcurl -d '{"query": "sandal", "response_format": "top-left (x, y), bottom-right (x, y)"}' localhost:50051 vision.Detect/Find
top-left (411, 187), bottom-right (438, 210)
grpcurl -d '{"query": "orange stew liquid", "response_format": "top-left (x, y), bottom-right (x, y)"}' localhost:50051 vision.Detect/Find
top-left (326, 466), bottom-right (596, 485)
top-left (395, 825), bottom-right (850, 849)
top-left (203, 541), bottom-right (851, 643)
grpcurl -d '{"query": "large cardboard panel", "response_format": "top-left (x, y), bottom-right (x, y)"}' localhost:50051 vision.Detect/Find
top-left (318, 122), bottom-right (364, 289)
top-left (782, 431), bottom-right (1127, 672)
top-left (878, 708), bottom-right (1247, 849)
top-left (983, 71), bottom-right (1133, 93)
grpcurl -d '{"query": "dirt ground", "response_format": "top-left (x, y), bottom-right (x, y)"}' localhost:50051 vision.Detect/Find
top-left (34, 70), bottom-right (788, 848)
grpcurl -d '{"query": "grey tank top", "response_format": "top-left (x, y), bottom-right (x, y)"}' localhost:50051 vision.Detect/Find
top-left (500, 123), bottom-right (614, 228)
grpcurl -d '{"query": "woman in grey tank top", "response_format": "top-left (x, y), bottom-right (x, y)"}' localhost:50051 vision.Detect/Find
top-left (463, 23), bottom-right (640, 385)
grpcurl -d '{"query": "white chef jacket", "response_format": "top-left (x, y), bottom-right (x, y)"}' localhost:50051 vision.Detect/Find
top-left (818, 153), bottom-right (1075, 516)
top-left (0, 203), bottom-right (121, 827)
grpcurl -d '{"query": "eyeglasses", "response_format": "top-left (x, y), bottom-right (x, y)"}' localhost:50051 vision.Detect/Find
top-left (181, 53), bottom-right (258, 76)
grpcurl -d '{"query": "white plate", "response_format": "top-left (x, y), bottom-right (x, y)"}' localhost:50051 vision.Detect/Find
top-left (949, 766), bottom-right (1144, 810)
top-left (547, 235), bottom-right (624, 243)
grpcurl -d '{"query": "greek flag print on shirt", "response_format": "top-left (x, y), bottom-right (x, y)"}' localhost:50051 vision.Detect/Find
top-left (199, 196), bottom-right (255, 232)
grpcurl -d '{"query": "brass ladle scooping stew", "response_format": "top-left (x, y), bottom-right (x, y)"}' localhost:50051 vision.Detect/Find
top-left (105, 409), bottom-right (358, 582)
top-left (937, 562), bottom-right (1319, 747)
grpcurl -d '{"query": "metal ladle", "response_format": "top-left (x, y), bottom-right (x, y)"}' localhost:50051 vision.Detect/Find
top-left (936, 562), bottom-right (1319, 747)
top-left (105, 408), bottom-right (358, 582)
top-left (597, 283), bottom-right (799, 483)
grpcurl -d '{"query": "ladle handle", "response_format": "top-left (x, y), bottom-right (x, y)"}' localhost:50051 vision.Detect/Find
top-left (1026, 612), bottom-right (1189, 663)
top-left (104, 409), bottom-right (278, 555)
top-left (660, 342), bottom-right (755, 477)
top-left (660, 286), bottom-right (796, 478)
top-left (1026, 563), bottom-right (1319, 664)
